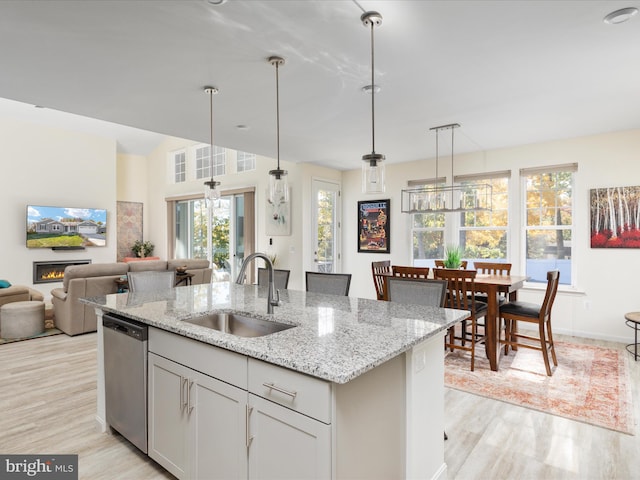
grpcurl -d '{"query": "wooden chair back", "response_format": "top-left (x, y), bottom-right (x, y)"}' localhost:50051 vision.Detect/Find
top-left (433, 268), bottom-right (478, 311)
top-left (434, 260), bottom-right (468, 269)
top-left (391, 265), bottom-right (430, 280)
top-left (371, 260), bottom-right (392, 300)
top-left (473, 261), bottom-right (512, 275)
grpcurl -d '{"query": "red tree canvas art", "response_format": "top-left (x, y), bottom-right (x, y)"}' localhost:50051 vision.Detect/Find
top-left (590, 186), bottom-right (640, 248)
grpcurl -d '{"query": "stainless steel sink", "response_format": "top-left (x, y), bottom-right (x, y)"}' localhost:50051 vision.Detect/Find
top-left (182, 312), bottom-right (295, 338)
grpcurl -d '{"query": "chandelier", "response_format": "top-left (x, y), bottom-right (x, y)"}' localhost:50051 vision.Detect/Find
top-left (401, 123), bottom-right (492, 213)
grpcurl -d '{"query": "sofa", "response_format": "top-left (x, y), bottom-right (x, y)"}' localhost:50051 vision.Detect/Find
top-left (51, 259), bottom-right (212, 336)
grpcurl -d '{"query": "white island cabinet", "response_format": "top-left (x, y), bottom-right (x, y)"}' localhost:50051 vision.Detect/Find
top-left (87, 283), bottom-right (467, 480)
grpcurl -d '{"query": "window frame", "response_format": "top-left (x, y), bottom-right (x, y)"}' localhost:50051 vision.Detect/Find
top-left (520, 164), bottom-right (577, 287)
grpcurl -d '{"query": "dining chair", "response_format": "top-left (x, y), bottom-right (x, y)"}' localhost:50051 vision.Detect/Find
top-left (434, 260), bottom-right (468, 269)
top-left (472, 261), bottom-right (513, 305)
top-left (391, 265), bottom-right (430, 279)
top-left (257, 268), bottom-right (291, 290)
top-left (383, 276), bottom-right (447, 306)
top-left (473, 261), bottom-right (512, 275)
top-left (127, 271), bottom-right (175, 292)
top-left (371, 260), bottom-right (392, 300)
top-left (433, 268), bottom-right (487, 371)
top-left (305, 272), bottom-right (352, 296)
top-left (500, 270), bottom-right (560, 376)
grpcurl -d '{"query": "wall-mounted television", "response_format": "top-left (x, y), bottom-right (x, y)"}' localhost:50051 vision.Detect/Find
top-left (26, 205), bottom-right (107, 249)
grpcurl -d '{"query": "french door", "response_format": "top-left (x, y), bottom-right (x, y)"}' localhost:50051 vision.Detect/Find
top-left (171, 189), bottom-right (254, 282)
top-left (311, 179), bottom-right (341, 273)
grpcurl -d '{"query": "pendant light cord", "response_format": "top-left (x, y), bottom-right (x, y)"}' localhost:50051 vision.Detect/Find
top-left (275, 60), bottom-right (281, 170)
top-left (209, 88), bottom-right (214, 183)
top-left (370, 20), bottom-right (376, 154)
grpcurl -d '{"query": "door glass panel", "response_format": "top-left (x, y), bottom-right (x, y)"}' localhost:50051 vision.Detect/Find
top-left (312, 180), bottom-right (340, 273)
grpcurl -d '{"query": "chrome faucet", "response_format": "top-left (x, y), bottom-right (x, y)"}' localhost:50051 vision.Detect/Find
top-left (235, 252), bottom-right (282, 314)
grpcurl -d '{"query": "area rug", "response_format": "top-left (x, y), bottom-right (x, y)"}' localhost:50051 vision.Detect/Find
top-left (0, 327), bottom-right (63, 345)
top-left (445, 341), bottom-right (635, 435)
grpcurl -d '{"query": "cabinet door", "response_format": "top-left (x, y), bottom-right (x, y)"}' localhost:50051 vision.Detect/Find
top-left (248, 394), bottom-right (331, 480)
top-left (189, 370), bottom-right (248, 480)
top-left (148, 353), bottom-right (189, 479)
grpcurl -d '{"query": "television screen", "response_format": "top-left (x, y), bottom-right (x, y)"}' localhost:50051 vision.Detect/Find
top-left (26, 205), bottom-right (107, 248)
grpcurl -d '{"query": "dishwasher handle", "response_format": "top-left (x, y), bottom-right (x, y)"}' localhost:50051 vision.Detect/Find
top-left (103, 314), bottom-right (148, 341)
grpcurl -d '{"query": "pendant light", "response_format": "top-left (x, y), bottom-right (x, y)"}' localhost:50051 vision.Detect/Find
top-left (361, 11), bottom-right (385, 194)
top-left (203, 86), bottom-right (221, 204)
top-left (268, 56), bottom-right (289, 206)
top-left (400, 123), bottom-right (492, 213)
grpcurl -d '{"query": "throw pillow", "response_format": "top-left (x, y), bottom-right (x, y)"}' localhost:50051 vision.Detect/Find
top-left (0, 279), bottom-right (11, 288)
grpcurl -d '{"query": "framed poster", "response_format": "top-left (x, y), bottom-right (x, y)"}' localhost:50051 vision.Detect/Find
top-left (358, 199), bottom-right (390, 253)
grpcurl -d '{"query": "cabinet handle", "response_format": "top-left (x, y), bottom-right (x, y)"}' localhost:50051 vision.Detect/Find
top-left (180, 376), bottom-right (188, 411)
top-left (262, 382), bottom-right (297, 399)
top-left (187, 379), bottom-right (194, 414)
top-left (246, 405), bottom-right (254, 448)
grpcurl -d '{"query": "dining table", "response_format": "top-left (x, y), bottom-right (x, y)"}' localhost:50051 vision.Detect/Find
top-left (474, 274), bottom-right (528, 371)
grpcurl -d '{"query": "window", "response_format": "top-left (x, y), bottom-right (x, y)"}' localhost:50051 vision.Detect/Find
top-left (458, 175), bottom-right (509, 264)
top-left (522, 164), bottom-right (576, 285)
top-left (173, 151), bottom-right (186, 183)
top-left (195, 145), bottom-right (226, 179)
top-left (212, 146), bottom-right (226, 176)
top-left (411, 179), bottom-right (446, 267)
top-left (410, 173), bottom-right (509, 268)
top-left (237, 151), bottom-right (255, 172)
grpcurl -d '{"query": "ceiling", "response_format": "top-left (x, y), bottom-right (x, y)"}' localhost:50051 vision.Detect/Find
top-left (0, 0), bottom-right (639, 171)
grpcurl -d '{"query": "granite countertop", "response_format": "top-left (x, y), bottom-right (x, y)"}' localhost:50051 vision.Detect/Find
top-left (82, 282), bottom-right (469, 384)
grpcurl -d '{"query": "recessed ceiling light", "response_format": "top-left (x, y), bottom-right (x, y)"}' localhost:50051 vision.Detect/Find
top-left (206, 0), bottom-right (227, 5)
top-left (361, 84), bottom-right (381, 94)
top-left (603, 7), bottom-right (638, 24)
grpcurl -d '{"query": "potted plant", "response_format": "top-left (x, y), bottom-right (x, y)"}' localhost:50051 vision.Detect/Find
top-left (131, 240), bottom-right (154, 258)
top-left (444, 244), bottom-right (463, 269)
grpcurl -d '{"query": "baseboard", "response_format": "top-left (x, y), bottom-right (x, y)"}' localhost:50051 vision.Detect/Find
top-left (94, 414), bottom-right (108, 434)
top-left (431, 462), bottom-right (447, 480)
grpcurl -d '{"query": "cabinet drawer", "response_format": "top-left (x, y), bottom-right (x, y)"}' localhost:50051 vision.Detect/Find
top-left (248, 358), bottom-right (331, 424)
top-left (149, 327), bottom-right (247, 389)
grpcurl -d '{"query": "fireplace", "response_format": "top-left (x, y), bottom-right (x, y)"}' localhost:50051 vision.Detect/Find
top-left (33, 260), bottom-right (91, 284)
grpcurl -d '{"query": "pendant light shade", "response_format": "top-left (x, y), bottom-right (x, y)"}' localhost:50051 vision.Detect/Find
top-left (361, 11), bottom-right (385, 194)
top-left (203, 86), bottom-right (221, 203)
top-left (268, 56), bottom-right (289, 206)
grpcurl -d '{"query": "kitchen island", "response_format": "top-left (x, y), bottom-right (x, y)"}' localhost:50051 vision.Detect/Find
top-left (84, 282), bottom-right (468, 480)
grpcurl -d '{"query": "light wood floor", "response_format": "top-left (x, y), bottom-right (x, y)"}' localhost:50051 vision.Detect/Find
top-left (445, 335), bottom-right (640, 479)
top-left (1, 332), bottom-right (638, 479)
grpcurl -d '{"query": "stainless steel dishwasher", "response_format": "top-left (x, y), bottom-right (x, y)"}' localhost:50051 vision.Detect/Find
top-left (103, 313), bottom-right (148, 453)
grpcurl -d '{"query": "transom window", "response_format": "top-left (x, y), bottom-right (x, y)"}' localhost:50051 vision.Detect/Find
top-left (195, 145), bottom-right (226, 179)
top-left (237, 151), bottom-right (256, 172)
top-left (173, 151), bottom-right (186, 183)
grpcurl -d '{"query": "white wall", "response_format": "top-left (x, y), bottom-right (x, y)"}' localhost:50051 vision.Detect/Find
top-left (342, 129), bottom-right (640, 343)
top-left (0, 118), bottom-right (117, 300)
